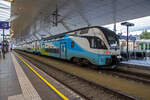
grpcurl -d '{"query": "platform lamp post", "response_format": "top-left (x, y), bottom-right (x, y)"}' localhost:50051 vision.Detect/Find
top-left (121, 22), bottom-right (134, 60)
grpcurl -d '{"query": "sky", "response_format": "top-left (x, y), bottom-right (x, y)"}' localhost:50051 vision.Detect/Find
top-left (104, 16), bottom-right (150, 35)
top-left (0, 0), bottom-right (150, 42)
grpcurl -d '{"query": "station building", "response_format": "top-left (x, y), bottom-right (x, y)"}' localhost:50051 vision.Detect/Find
top-left (119, 35), bottom-right (150, 58)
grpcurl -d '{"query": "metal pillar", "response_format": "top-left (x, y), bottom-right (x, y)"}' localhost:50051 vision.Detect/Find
top-left (121, 22), bottom-right (134, 60)
top-left (114, 23), bottom-right (116, 32)
top-left (127, 26), bottom-right (129, 60)
top-left (133, 40), bottom-right (136, 59)
top-left (112, 0), bottom-right (117, 32)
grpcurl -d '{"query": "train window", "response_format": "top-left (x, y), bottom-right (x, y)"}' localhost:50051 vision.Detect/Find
top-left (100, 27), bottom-right (119, 49)
top-left (80, 29), bottom-right (89, 34)
top-left (73, 31), bottom-right (78, 36)
top-left (45, 48), bottom-right (59, 53)
top-left (81, 36), bottom-right (107, 49)
top-left (71, 41), bottom-right (74, 48)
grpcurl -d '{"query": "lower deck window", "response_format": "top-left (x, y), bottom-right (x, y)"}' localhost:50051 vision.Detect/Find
top-left (45, 48), bottom-right (59, 53)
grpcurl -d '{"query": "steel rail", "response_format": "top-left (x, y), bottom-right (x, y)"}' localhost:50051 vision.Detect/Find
top-left (15, 50), bottom-right (139, 100)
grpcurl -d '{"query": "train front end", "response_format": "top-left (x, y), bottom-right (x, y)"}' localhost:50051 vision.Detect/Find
top-left (98, 27), bottom-right (121, 68)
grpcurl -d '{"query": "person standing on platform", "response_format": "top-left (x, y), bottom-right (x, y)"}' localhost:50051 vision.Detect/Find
top-left (1, 43), bottom-right (5, 59)
top-left (0, 43), bottom-right (2, 57)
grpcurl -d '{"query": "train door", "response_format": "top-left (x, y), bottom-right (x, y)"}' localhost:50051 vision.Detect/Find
top-left (60, 42), bottom-right (67, 59)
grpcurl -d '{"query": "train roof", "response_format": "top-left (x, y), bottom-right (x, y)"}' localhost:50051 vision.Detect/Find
top-left (18, 26), bottom-right (115, 45)
top-left (43, 26), bottom-right (113, 41)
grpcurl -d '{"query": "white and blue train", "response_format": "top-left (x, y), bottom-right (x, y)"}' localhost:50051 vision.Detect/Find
top-left (16, 26), bottom-right (121, 68)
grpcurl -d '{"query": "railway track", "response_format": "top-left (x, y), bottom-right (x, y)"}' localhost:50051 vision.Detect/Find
top-left (116, 68), bottom-right (150, 79)
top-left (119, 63), bottom-right (150, 71)
top-left (15, 50), bottom-right (150, 100)
top-left (15, 51), bottom-right (137, 100)
top-left (99, 68), bottom-right (150, 85)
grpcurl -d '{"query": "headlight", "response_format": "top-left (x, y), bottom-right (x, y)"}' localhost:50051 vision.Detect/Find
top-left (117, 55), bottom-right (122, 59)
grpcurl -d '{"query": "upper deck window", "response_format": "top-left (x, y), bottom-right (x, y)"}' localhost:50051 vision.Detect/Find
top-left (81, 36), bottom-right (107, 49)
top-left (80, 29), bottom-right (89, 34)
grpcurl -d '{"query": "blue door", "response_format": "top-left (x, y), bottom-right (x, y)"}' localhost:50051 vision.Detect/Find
top-left (60, 42), bottom-right (67, 59)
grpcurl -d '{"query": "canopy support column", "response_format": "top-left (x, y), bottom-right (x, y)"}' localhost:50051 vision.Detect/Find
top-left (112, 0), bottom-right (117, 32)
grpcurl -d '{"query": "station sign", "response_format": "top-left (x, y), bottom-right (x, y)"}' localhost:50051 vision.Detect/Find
top-left (0, 21), bottom-right (9, 29)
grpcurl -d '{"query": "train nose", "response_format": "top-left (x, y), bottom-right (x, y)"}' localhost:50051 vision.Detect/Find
top-left (106, 58), bottom-right (112, 65)
top-left (105, 55), bottom-right (120, 65)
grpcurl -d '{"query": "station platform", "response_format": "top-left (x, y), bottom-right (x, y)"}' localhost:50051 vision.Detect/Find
top-left (0, 52), bottom-right (82, 100)
top-left (121, 58), bottom-right (150, 67)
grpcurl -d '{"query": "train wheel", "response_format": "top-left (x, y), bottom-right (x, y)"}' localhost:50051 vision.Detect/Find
top-left (72, 57), bottom-right (89, 66)
top-left (81, 58), bottom-right (90, 65)
top-left (72, 57), bottom-right (79, 63)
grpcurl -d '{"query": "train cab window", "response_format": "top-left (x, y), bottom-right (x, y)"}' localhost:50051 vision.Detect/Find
top-left (100, 27), bottom-right (119, 49)
top-left (71, 41), bottom-right (75, 48)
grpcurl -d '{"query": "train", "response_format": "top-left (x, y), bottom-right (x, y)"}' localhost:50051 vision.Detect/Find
top-left (15, 26), bottom-right (121, 69)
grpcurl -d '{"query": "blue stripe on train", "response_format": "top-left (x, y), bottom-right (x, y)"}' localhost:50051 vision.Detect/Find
top-left (25, 37), bottom-right (111, 66)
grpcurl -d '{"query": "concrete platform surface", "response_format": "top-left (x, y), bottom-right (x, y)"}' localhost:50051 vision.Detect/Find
top-left (121, 59), bottom-right (150, 67)
top-left (0, 52), bottom-right (83, 100)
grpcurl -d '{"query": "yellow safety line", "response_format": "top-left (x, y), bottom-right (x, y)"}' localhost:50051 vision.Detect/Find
top-left (16, 54), bottom-right (69, 100)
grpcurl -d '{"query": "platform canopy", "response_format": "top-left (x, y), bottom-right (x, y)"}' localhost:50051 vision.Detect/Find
top-left (11, 0), bottom-right (150, 42)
